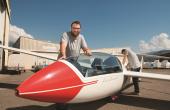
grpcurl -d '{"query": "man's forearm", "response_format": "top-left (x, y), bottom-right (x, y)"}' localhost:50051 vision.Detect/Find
top-left (122, 55), bottom-right (127, 65)
top-left (83, 48), bottom-right (91, 56)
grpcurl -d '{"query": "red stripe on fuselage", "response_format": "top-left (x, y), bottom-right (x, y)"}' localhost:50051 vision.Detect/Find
top-left (19, 80), bottom-right (97, 103)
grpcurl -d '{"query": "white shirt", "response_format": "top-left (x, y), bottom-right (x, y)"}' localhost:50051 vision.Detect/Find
top-left (127, 49), bottom-right (140, 68)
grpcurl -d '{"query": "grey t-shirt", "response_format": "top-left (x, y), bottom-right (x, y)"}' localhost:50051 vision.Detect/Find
top-left (60, 32), bottom-right (88, 58)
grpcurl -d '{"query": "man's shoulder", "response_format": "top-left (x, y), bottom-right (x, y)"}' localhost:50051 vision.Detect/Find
top-left (62, 32), bottom-right (71, 39)
top-left (78, 34), bottom-right (84, 39)
top-left (127, 48), bottom-right (136, 54)
top-left (62, 32), bottom-right (70, 36)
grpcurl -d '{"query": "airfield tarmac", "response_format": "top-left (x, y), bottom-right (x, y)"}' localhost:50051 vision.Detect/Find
top-left (0, 69), bottom-right (170, 110)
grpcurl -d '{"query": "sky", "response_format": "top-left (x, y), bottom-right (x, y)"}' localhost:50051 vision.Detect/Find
top-left (10, 0), bottom-right (170, 52)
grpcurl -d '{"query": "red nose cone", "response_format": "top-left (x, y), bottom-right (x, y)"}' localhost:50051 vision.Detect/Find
top-left (16, 61), bottom-right (83, 103)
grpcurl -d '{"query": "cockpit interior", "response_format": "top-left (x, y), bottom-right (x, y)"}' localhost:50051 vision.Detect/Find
top-left (67, 52), bottom-right (123, 77)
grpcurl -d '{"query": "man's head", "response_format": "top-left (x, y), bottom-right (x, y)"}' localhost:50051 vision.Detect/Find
top-left (121, 49), bottom-right (128, 55)
top-left (71, 21), bottom-right (81, 37)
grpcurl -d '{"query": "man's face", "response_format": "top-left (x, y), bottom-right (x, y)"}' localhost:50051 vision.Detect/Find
top-left (71, 23), bottom-right (81, 37)
top-left (123, 50), bottom-right (128, 55)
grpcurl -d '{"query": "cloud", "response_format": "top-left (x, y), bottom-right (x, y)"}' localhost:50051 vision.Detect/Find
top-left (139, 33), bottom-right (170, 52)
top-left (9, 24), bottom-right (34, 45)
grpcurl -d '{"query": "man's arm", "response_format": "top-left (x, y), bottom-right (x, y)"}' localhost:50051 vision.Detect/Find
top-left (57, 42), bottom-right (67, 60)
top-left (82, 48), bottom-right (92, 56)
top-left (81, 36), bottom-right (91, 56)
top-left (57, 33), bottom-right (68, 60)
top-left (122, 54), bottom-right (127, 65)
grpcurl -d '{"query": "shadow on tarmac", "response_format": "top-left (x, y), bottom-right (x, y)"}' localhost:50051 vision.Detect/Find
top-left (6, 98), bottom-right (110, 110)
top-left (0, 82), bottom-right (18, 90)
top-left (116, 95), bottom-right (170, 110)
top-left (6, 104), bottom-right (57, 110)
top-left (6, 95), bottom-right (170, 110)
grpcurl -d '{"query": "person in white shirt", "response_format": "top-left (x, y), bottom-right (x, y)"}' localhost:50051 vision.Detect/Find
top-left (121, 48), bottom-right (140, 95)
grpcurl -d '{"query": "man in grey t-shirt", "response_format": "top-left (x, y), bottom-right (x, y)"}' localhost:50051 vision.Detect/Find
top-left (56, 21), bottom-right (91, 109)
top-left (57, 21), bottom-right (91, 60)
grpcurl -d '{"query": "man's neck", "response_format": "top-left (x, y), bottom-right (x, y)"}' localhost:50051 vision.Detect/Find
top-left (70, 32), bottom-right (79, 39)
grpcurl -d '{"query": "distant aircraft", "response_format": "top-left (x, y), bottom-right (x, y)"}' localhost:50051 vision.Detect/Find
top-left (0, 45), bottom-right (170, 104)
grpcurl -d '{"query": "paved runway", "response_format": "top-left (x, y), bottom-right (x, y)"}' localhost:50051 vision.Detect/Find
top-left (0, 69), bottom-right (170, 110)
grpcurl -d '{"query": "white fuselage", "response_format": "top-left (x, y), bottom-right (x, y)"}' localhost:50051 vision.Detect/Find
top-left (62, 60), bottom-right (125, 103)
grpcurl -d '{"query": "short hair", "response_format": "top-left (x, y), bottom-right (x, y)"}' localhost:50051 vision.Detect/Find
top-left (71, 20), bottom-right (81, 28)
top-left (121, 49), bottom-right (126, 54)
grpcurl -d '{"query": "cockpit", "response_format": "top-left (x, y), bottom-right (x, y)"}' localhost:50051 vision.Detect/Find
top-left (66, 52), bottom-right (123, 77)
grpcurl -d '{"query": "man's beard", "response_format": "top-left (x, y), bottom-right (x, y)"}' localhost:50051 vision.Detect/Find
top-left (71, 31), bottom-right (80, 37)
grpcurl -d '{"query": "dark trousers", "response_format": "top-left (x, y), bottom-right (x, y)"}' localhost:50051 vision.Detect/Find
top-left (131, 67), bottom-right (140, 93)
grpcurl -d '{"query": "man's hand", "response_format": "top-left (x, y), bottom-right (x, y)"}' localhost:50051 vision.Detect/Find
top-left (57, 53), bottom-right (66, 60)
top-left (84, 49), bottom-right (92, 56)
top-left (58, 55), bottom-right (66, 60)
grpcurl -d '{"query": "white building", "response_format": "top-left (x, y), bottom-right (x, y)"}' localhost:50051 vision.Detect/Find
top-left (8, 36), bottom-right (59, 70)
top-left (153, 60), bottom-right (162, 68)
top-left (161, 60), bottom-right (170, 68)
top-left (0, 0), bottom-right (10, 71)
top-left (143, 60), bottom-right (162, 69)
